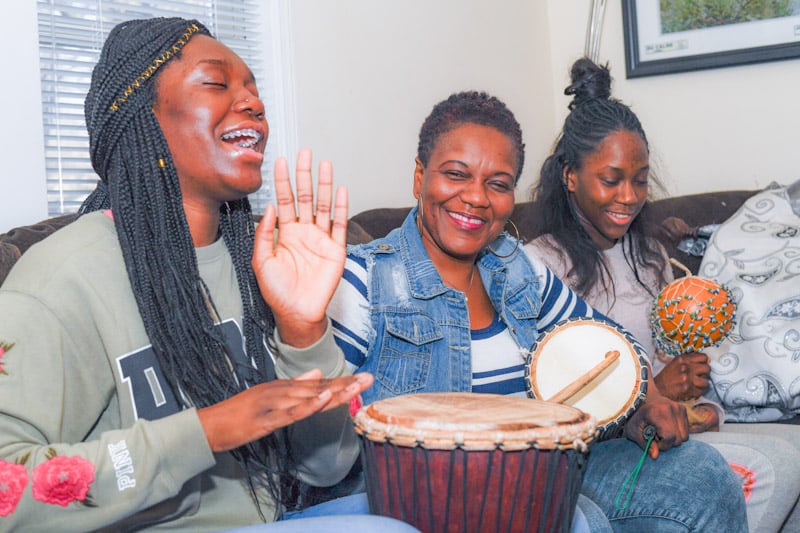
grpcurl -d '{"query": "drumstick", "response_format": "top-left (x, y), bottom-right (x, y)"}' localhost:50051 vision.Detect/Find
top-left (547, 350), bottom-right (621, 404)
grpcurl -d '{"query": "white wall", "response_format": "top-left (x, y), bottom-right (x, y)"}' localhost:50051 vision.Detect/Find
top-left (545, 2), bottom-right (800, 198)
top-left (290, 0), bottom-right (553, 217)
top-left (0, 3), bottom-right (48, 229)
top-left (3, 1), bottom-right (799, 231)
top-left (289, 0), bottom-right (800, 212)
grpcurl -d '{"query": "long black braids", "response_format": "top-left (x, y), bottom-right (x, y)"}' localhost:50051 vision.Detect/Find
top-left (79, 17), bottom-right (293, 519)
top-left (529, 57), bottom-right (668, 299)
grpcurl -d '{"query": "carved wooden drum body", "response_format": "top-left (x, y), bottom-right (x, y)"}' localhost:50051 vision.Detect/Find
top-left (353, 392), bottom-right (597, 533)
top-left (525, 317), bottom-right (649, 440)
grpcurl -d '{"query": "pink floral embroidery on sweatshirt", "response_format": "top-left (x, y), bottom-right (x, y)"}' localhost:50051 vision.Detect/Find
top-left (0, 460), bottom-right (28, 517)
top-left (349, 395), bottom-right (363, 417)
top-left (0, 342), bottom-right (13, 375)
top-left (32, 455), bottom-right (96, 507)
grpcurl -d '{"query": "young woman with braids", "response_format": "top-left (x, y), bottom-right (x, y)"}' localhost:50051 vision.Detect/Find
top-left (524, 56), bottom-right (800, 533)
top-left (329, 90), bottom-right (747, 532)
top-left (0, 17), bottom-right (418, 532)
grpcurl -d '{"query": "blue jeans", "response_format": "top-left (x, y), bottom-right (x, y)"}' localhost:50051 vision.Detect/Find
top-left (237, 438), bottom-right (748, 533)
top-left (268, 439), bottom-right (747, 533)
top-left (224, 494), bottom-right (420, 532)
top-left (581, 438), bottom-right (748, 532)
top-left (287, 491), bottom-right (598, 533)
top-left (224, 515), bottom-right (418, 532)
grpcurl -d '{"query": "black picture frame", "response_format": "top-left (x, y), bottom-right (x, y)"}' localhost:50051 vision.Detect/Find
top-left (622, 0), bottom-right (800, 78)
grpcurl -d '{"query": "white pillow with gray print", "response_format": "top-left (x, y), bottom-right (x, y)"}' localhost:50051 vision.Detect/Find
top-left (700, 183), bottom-right (800, 422)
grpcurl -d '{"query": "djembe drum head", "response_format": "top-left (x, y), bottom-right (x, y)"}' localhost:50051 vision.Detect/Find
top-left (525, 317), bottom-right (648, 440)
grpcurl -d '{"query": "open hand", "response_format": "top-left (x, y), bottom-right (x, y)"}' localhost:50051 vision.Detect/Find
top-left (198, 370), bottom-right (373, 452)
top-left (252, 149), bottom-right (348, 347)
top-left (654, 352), bottom-right (711, 402)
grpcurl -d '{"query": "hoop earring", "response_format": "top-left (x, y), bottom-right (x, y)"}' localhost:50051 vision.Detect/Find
top-left (488, 219), bottom-right (521, 259)
top-left (416, 196), bottom-right (424, 234)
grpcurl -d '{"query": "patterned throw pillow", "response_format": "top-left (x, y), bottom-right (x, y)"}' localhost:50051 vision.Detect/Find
top-left (700, 185), bottom-right (800, 422)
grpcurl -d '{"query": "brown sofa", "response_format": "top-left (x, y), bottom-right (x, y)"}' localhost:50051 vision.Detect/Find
top-left (0, 189), bottom-right (759, 287)
top-left (348, 189), bottom-right (760, 275)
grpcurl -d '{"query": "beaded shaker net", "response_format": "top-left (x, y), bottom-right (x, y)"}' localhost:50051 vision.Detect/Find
top-left (650, 259), bottom-right (736, 356)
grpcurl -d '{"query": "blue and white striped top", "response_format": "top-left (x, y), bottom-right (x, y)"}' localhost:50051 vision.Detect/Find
top-left (328, 255), bottom-right (595, 396)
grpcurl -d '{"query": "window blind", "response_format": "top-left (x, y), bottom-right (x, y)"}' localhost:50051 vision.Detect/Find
top-left (37, 0), bottom-right (279, 216)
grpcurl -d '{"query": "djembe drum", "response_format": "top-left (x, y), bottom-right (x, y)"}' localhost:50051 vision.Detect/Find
top-left (650, 260), bottom-right (736, 356)
top-left (353, 392), bottom-right (597, 533)
top-left (525, 317), bottom-right (648, 440)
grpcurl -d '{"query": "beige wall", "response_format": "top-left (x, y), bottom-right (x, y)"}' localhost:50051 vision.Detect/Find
top-left (291, 0), bottom-right (800, 212)
top-left (545, 2), bottom-right (800, 198)
top-left (290, 0), bottom-right (553, 217)
top-left (2, 1), bottom-right (798, 230)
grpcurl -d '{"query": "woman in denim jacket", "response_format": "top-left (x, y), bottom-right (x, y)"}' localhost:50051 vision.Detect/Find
top-left (329, 91), bottom-right (747, 532)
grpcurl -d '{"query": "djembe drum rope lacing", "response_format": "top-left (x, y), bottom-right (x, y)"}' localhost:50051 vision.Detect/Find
top-left (354, 421), bottom-right (597, 452)
top-left (355, 432), bottom-right (595, 455)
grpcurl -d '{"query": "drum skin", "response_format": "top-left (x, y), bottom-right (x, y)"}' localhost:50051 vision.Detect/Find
top-left (353, 393), bottom-right (596, 533)
top-left (524, 317), bottom-right (649, 440)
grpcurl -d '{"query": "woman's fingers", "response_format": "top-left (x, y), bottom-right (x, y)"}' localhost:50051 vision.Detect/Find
top-left (294, 368), bottom-right (324, 381)
top-left (265, 149), bottom-right (341, 233)
top-left (198, 373), bottom-right (373, 452)
top-left (273, 156), bottom-right (298, 223)
top-left (294, 149), bottom-right (315, 224)
top-left (331, 185), bottom-right (349, 246)
top-left (625, 395), bottom-right (689, 457)
top-left (314, 159), bottom-right (334, 234)
top-left (252, 203), bottom-right (277, 271)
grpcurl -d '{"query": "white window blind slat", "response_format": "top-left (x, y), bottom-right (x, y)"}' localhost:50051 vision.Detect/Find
top-left (38, 0), bottom-right (278, 216)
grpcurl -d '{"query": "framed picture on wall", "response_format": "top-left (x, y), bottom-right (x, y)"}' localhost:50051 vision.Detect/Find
top-left (622, 0), bottom-right (800, 78)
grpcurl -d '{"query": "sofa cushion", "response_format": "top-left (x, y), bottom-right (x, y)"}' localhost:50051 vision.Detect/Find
top-left (346, 219), bottom-right (373, 245)
top-left (347, 191), bottom-right (760, 276)
top-left (0, 213), bottom-right (77, 255)
top-left (0, 190), bottom-right (761, 287)
top-left (349, 207), bottom-right (411, 242)
top-left (648, 190), bottom-right (758, 275)
top-left (0, 241), bottom-right (21, 287)
top-left (0, 213), bottom-right (77, 286)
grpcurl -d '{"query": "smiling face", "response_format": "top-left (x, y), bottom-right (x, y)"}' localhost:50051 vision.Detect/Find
top-left (413, 123), bottom-right (517, 264)
top-left (152, 35), bottom-right (268, 218)
top-left (565, 129), bottom-right (649, 249)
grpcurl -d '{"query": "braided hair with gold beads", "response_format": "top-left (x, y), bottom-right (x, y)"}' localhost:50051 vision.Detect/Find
top-left (79, 17), bottom-right (296, 519)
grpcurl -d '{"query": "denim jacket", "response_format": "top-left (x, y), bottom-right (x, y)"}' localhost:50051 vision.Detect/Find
top-left (347, 208), bottom-right (547, 404)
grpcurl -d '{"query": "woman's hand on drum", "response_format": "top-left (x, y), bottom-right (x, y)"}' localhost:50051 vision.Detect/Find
top-left (654, 352), bottom-right (711, 402)
top-left (197, 369), bottom-right (373, 453)
top-left (624, 386), bottom-right (689, 459)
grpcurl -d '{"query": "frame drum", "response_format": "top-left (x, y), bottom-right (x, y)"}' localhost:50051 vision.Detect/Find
top-left (353, 392), bottom-right (596, 533)
top-left (525, 317), bottom-right (648, 440)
